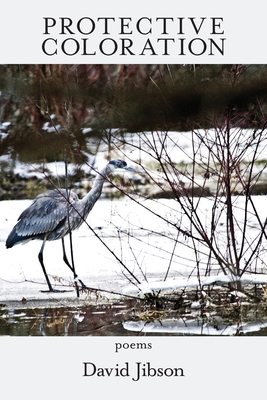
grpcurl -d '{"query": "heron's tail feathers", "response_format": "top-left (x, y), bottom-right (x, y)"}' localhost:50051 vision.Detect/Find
top-left (6, 229), bottom-right (32, 248)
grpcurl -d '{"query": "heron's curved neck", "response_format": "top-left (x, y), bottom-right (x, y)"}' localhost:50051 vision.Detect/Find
top-left (91, 165), bottom-right (109, 192)
top-left (79, 166), bottom-right (110, 215)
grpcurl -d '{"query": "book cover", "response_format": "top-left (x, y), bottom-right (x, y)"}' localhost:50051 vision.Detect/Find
top-left (0, 1), bottom-right (266, 398)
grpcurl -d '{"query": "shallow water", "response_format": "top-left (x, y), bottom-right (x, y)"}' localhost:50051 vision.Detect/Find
top-left (0, 301), bottom-right (133, 336)
top-left (1, 299), bottom-right (267, 336)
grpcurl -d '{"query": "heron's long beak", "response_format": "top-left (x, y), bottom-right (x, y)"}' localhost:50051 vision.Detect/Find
top-left (123, 166), bottom-right (145, 174)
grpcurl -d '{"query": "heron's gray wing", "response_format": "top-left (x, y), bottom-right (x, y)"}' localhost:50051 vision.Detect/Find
top-left (15, 189), bottom-right (78, 237)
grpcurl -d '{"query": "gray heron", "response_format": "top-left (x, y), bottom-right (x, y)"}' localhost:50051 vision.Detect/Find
top-left (6, 159), bottom-right (141, 294)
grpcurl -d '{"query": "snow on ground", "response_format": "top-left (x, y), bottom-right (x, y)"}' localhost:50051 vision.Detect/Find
top-left (1, 194), bottom-right (267, 302)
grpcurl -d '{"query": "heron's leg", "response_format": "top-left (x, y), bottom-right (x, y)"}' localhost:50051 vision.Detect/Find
top-left (38, 237), bottom-right (70, 293)
top-left (61, 237), bottom-right (76, 275)
top-left (38, 237), bottom-right (53, 292)
top-left (61, 237), bottom-right (87, 294)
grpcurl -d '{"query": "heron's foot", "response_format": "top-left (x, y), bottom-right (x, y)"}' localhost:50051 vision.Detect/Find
top-left (78, 279), bottom-right (87, 289)
top-left (72, 277), bottom-right (88, 297)
top-left (73, 279), bottom-right (100, 297)
top-left (73, 277), bottom-right (88, 289)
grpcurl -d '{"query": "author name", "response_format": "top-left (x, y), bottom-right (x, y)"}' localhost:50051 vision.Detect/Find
top-left (83, 362), bottom-right (185, 381)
